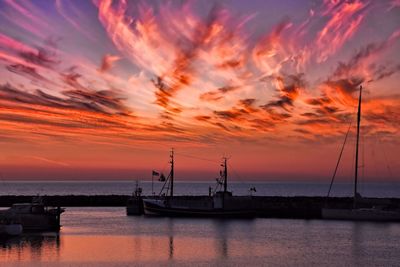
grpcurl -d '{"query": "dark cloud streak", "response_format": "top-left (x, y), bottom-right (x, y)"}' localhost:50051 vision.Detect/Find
top-left (0, 83), bottom-right (131, 115)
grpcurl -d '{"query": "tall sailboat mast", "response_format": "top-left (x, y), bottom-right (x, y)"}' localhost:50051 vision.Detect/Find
top-left (223, 157), bottom-right (227, 193)
top-left (354, 85), bottom-right (362, 208)
top-left (170, 148), bottom-right (174, 197)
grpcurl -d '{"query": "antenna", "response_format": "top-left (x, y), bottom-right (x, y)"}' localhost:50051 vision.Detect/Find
top-left (223, 157), bottom-right (227, 193)
top-left (170, 148), bottom-right (174, 198)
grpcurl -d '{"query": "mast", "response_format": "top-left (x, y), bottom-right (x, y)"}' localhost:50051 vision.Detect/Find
top-left (353, 85), bottom-right (362, 208)
top-left (170, 148), bottom-right (174, 198)
top-left (223, 157), bottom-right (227, 193)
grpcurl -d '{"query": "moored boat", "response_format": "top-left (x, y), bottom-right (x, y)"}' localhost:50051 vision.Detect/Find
top-left (0, 196), bottom-right (64, 231)
top-left (322, 207), bottom-right (400, 221)
top-left (143, 196), bottom-right (254, 218)
top-left (322, 86), bottom-right (400, 221)
top-left (142, 150), bottom-right (255, 218)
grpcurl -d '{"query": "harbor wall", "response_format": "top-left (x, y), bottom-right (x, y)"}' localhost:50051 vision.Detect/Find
top-left (1, 195), bottom-right (399, 219)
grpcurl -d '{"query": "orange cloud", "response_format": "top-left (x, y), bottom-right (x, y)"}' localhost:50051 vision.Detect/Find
top-left (99, 54), bottom-right (120, 73)
top-left (0, 0), bottom-right (399, 179)
top-left (315, 0), bottom-right (368, 62)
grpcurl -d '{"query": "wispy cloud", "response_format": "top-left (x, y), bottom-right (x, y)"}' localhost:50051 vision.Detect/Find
top-left (26, 156), bottom-right (70, 167)
top-left (0, 0), bottom-right (398, 148)
top-left (98, 54), bottom-right (120, 73)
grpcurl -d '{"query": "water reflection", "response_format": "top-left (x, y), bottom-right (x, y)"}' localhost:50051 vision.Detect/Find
top-left (168, 218), bottom-right (174, 260)
top-left (350, 222), bottom-right (393, 266)
top-left (162, 218), bottom-right (257, 262)
top-left (0, 233), bottom-right (60, 262)
top-left (351, 222), bottom-right (363, 264)
top-left (213, 220), bottom-right (229, 258)
top-left (1, 208), bottom-right (399, 266)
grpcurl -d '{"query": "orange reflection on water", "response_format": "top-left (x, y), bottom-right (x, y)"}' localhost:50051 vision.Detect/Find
top-left (0, 234), bottom-right (60, 263)
top-left (0, 232), bottom-right (282, 265)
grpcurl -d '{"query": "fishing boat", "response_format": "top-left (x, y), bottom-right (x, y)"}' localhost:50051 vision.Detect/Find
top-left (142, 150), bottom-right (255, 218)
top-left (0, 196), bottom-right (64, 231)
top-left (322, 86), bottom-right (400, 221)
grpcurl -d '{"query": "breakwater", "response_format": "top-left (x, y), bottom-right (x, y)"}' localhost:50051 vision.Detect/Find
top-left (0, 195), bottom-right (128, 207)
top-left (1, 195), bottom-right (399, 219)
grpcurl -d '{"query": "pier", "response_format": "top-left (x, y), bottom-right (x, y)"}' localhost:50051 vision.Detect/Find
top-left (1, 195), bottom-right (399, 219)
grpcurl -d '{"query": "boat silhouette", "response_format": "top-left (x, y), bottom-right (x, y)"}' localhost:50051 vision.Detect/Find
top-left (142, 149), bottom-right (255, 218)
top-left (322, 86), bottom-right (400, 221)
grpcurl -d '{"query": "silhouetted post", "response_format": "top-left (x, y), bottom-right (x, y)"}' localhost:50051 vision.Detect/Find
top-left (354, 85), bottom-right (362, 209)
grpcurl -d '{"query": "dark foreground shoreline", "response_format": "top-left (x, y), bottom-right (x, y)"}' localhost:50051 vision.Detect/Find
top-left (1, 195), bottom-right (400, 219)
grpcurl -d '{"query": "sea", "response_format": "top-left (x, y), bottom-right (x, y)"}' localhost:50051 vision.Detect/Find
top-left (0, 180), bottom-right (399, 197)
top-left (1, 181), bottom-right (400, 266)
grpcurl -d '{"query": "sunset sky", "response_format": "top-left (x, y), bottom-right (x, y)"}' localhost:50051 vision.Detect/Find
top-left (0, 0), bottom-right (399, 181)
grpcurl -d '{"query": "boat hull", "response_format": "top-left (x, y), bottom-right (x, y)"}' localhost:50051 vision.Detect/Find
top-left (322, 208), bottom-right (400, 222)
top-left (0, 224), bottom-right (23, 236)
top-left (143, 199), bottom-right (255, 218)
top-left (16, 214), bottom-right (61, 231)
top-left (0, 207), bottom-right (63, 232)
top-left (126, 197), bottom-right (143, 215)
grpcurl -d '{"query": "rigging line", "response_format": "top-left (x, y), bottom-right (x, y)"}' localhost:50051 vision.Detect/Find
top-left (159, 172), bottom-right (171, 197)
top-left (326, 105), bottom-right (358, 198)
top-left (160, 160), bottom-right (169, 176)
top-left (155, 153), bottom-right (172, 196)
top-left (351, 122), bottom-right (356, 194)
top-left (376, 133), bottom-right (394, 179)
top-left (326, 120), bottom-right (353, 198)
top-left (361, 129), bottom-right (363, 176)
top-left (360, 125), bottom-right (365, 191)
top-left (174, 152), bottom-right (219, 163)
top-left (227, 162), bottom-right (258, 195)
top-left (349, 104), bottom-right (359, 196)
top-left (371, 134), bottom-right (379, 180)
top-left (213, 179), bottom-right (222, 194)
top-left (153, 161), bottom-right (169, 196)
top-left (227, 162), bottom-right (248, 186)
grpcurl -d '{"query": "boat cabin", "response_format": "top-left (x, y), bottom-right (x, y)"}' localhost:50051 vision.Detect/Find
top-left (9, 203), bottom-right (45, 214)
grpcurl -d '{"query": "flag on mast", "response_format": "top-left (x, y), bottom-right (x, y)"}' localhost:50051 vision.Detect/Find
top-left (159, 173), bottom-right (166, 181)
top-left (152, 170), bottom-right (159, 176)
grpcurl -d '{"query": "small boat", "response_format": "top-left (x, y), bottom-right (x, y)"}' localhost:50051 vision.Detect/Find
top-left (142, 150), bottom-right (255, 218)
top-left (322, 207), bottom-right (400, 221)
top-left (0, 196), bottom-right (65, 231)
top-left (126, 180), bottom-right (144, 215)
top-left (322, 86), bottom-right (400, 221)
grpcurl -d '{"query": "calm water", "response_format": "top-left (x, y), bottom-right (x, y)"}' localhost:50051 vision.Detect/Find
top-left (0, 207), bottom-right (400, 266)
top-left (1, 180), bottom-right (400, 197)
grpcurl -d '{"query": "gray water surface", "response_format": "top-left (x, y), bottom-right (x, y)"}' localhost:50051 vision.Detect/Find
top-left (1, 207), bottom-right (399, 266)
